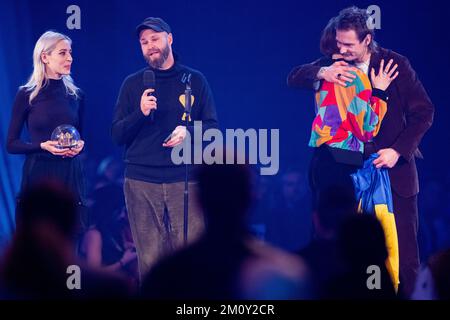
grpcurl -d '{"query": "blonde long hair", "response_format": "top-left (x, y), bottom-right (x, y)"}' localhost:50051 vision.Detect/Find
top-left (22, 31), bottom-right (79, 103)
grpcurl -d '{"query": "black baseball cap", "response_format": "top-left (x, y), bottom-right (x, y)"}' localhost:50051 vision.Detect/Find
top-left (136, 17), bottom-right (171, 37)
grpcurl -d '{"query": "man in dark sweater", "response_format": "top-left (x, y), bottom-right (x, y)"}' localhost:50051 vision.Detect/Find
top-left (111, 17), bottom-right (218, 281)
top-left (287, 7), bottom-right (434, 298)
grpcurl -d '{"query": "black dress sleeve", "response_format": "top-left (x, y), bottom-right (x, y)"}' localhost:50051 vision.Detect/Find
top-left (6, 88), bottom-right (41, 154)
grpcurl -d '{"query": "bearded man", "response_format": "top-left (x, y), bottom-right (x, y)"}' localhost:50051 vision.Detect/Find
top-left (112, 17), bottom-right (218, 282)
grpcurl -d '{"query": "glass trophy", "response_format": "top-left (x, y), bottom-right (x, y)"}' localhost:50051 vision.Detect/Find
top-left (51, 124), bottom-right (81, 149)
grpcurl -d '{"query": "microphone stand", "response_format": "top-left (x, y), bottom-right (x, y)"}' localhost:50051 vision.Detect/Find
top-left (183, 74), bottom-right (192, 245)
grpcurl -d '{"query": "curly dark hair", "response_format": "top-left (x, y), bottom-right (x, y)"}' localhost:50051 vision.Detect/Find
top-left (335, 6), bottom-right (378, 52)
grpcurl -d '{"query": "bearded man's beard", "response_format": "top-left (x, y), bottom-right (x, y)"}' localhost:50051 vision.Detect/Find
top-left (145, 44), bottom-right (171, 69)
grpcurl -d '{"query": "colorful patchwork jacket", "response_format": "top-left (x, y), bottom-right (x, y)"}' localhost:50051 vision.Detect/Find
top-left (309, 69), bottom-right (387, 153)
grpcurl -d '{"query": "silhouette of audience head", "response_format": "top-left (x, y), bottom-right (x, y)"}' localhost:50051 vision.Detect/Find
top-left (89, 183), bottom-right (126, 230)
top-left (280, 167), bottom-right (306, 202)
top-left (2, 180), bottom-right (132, 299)
top-left (323, 214), bottom-right (396, 299)
top-left (95, 156), bottom-right (124, 187)
top-left (16, 179), bottom-right (78, 236)
top-left (1, 180), bottom-right (78, 299)
top-left (428, 248), bottom-right (450, 299)
top-left (196, 157), bottom-right (253, 236)
top-left (141, 158), bottom-right (310, 300)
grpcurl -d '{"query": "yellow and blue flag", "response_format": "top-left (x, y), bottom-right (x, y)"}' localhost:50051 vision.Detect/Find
top-left (351, 153), bottom-right (399, 292)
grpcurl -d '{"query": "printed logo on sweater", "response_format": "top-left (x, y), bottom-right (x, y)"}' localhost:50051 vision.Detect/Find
top-left (178, 94), bottom-right (195, 121)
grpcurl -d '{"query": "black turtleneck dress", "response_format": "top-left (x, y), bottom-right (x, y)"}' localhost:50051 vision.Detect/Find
top-left (6, 79), bottom-right (86, 207)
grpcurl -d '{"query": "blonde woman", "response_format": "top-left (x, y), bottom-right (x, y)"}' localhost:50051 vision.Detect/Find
top-left (6, 31), bottom-right (86, 221)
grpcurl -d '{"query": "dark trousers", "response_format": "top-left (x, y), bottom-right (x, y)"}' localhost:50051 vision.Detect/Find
top-left (392, 191), bottom-right (419, 298)
top-left (309, 146), bottom-right (361, 206)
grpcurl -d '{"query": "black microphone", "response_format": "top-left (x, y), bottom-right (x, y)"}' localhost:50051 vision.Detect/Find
top-left (143, 70), bottom-right (155, 120)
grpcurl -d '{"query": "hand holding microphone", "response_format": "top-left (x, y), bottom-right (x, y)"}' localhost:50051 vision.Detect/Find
top-left (140, 88), bottom-right (157, 116)
top-left (142, 70), bottom-right (157, 118)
